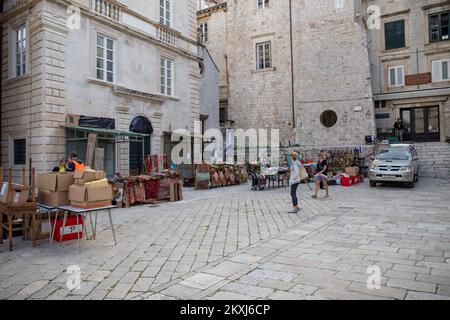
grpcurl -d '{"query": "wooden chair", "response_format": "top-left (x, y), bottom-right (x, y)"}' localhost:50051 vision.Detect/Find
top-left (0, 167), bottom-right (37, 252)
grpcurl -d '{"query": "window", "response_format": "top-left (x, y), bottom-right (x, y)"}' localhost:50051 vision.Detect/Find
top-left (160, 56), bottom-right (173, 96)
top-left (96, 34), bottom-right (115, 83)
top-left (257, 0), bottom-right (269, 9)
top-left (429, 11), bottom-right (449, 42)
top-left (385, 20), bottom-right (405, 50)
top-left (432, 59), bottom-right (450, 82)
top-left (13, 139), bottom-right (26, 165)
top-left (388, 65), bottom-right (404, 87)
top-left (14, 24), bottom-right (27, 77)
top-left (199, 23), bottom-right (208, 43)
top-left (160, 0), bottom-right (171, 27)
top-left (256, 42), bottom-right (272, 70)
top-left (320, 110), bottom-right (338, 128)
top-left (374, 100), bottom-right (387, 109)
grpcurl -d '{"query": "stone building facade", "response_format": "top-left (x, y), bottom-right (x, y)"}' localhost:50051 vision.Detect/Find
top-left (1, 0), bottom-right (217, 180)
top-left (363, 0), bottom-right (450, 178)
top-left (198, 0), bottom-right (376, 149)
top-left (365, 0), bottom-right (450, 143)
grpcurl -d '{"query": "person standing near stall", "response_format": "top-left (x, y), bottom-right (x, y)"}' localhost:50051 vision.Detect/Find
top-left (394, 118), bottom-right (405, 142)
top-left (66, 151), bottom-right (85, 172)
top-left (312, 151), bottom-right (329, 199)
top-left (288, 151), bottom-right (302, 213)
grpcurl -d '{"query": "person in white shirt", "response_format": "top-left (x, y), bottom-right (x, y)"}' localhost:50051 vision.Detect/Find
top-left (288, 151), bottom-right (302, 213)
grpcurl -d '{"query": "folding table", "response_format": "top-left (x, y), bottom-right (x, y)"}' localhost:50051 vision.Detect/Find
top-left (55, 205), bottom-right (117, 252)
top-left (36, 203), bottom-right (59, 245)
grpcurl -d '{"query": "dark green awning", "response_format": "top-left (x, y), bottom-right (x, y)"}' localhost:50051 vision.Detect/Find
top-left (64, 125), bottom-right (150, 137)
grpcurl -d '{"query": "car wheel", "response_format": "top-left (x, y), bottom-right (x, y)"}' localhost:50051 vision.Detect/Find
top-left (369, 181), bottom-right (376, 188)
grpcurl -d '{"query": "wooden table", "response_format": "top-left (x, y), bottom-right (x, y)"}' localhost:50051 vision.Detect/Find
top-left (0, 203), bottom-right (37, 251)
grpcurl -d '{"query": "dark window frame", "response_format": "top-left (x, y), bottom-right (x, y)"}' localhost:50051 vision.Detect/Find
top-left (429, 11), bottom-right (449, 43)
top-left (384, 19), bottom-right (406, 50)
top-left (13, 139), bottom-right (26, 165)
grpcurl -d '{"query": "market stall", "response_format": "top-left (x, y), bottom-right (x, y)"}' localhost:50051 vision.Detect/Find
top-left (195, 163), bottom-right (249, 190)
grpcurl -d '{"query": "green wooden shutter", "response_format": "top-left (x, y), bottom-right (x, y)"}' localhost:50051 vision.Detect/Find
top-left (385, 20), bottom-right (405, 50)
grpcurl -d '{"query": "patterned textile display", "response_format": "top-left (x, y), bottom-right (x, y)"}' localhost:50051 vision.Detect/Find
top-left (144, 156), bottom-right (152, 174)
top-left (125, 181), bottom-right (136, 206)
top-left (151, 155), bottom-right (159, 173)
top-left (144, 179), bottom-right (160, 199)
top-left (122, 171), bottom-right (181, 207)
top-left (134, 182), bottom-right (146, 202)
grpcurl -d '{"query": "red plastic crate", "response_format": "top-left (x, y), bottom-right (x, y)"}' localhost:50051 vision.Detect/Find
top-left (51, 214), bottom-right (84, 242)
top-left (340, 176), bottom-right (353, 187)
top-left (352, 175), bottom-right (360, 184)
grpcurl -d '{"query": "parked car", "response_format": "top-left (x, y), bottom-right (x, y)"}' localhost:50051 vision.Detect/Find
top-left (369, 144), bottom-right (419, 188)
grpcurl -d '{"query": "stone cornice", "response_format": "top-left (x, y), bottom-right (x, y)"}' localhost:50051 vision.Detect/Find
top-left (28, 9), bottom-right (69, 35)
top-left (1, 0), bottom-right (202, 62)
top-left (197, 3), bottom-right (227, 19)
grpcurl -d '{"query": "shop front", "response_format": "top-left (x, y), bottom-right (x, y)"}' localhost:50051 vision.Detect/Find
top-left (374, 93), bottom-right (449, 143)
top-left (400, 106), bottom-right (440, 142)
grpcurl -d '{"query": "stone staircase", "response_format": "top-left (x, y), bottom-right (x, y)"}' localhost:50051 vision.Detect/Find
top-left (413, 142), bottom-right (450, 179)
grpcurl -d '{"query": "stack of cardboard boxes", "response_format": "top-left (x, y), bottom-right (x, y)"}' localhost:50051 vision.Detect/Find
top-left (37, 170), bottom-right (113, 209)
top-left (68, 170), bottom-right (113, 209)
top-left (37, 173), bottom-right (74, 206)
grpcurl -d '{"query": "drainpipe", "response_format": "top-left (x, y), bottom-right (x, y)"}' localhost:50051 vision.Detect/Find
top-left (289, 0), bottom-right (295, 130)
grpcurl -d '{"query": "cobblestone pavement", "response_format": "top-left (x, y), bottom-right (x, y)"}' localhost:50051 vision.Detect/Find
top-left (1, 179), bottom-right (449, 300)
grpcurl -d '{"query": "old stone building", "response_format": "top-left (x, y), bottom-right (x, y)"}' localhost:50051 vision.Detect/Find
top-left (1, 0), bottom-right (218, 179)
top-left (363, 0), bottom-right (450, 177)
top-left (198, 0), bottom-right (376, 150)
top-left (200, 0), bottom-right (450, 177)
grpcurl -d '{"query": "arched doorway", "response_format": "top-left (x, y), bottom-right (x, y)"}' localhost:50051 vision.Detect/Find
top-left (129, 116), bottom-right (153, 174)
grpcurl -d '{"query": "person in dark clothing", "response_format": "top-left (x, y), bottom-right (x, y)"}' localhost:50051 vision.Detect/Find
top-left (312, 151), bottom-right (329, 199)
top-left (66, 151), bottom-right (85, 172)
top-left (394, 118), bottom-right (405, 141)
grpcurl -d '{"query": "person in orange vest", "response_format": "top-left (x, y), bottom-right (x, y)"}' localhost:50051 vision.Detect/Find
top-left (67, 151), bottom-right (85, 172)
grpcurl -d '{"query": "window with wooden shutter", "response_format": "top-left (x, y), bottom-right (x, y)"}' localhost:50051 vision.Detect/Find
top-left (388, 65), bottom-right (404, 87)
top-left (432, 59), bottom-right (450, 82)
top-left (385, 20), bottom-right (405, 50)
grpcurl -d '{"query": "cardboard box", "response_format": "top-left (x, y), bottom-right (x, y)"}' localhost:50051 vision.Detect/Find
top-left (70, 200), bottom-right (112, 209)
top-left (345, 167), bottom-right (360, 177)
top-left (37, 173), bottom-right (74, 192)
top-left (38, 190), bottom-right (69, 206)
top-left (73, 170), bottom-right (106, 184)
top-left (69, 184), bottom-right (113, 204)
top-left (0, 183), bottom-right (29, 205)
top-left (68, 185), bottom-right (87, 202)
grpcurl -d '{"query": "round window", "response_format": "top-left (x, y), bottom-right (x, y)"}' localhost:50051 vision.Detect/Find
top-left (320, 110), bottom-right (338, 128)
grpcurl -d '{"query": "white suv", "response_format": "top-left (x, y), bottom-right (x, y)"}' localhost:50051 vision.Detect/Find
top-left (369, 144), bottom-right (420, 188)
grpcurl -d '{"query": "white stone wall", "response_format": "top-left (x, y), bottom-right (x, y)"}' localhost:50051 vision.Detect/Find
top-left (199, 46), bottom-right (220, 130)
top-left (1, 0), bottom-right (203, 180)
top-left (294, 0), bottom-right (375, 149)
top-left (200, 0), bottom-right (376, 148)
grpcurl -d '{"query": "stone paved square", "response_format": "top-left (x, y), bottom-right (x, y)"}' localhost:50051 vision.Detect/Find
top-left (1, 179), bottom-right (450, 300)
